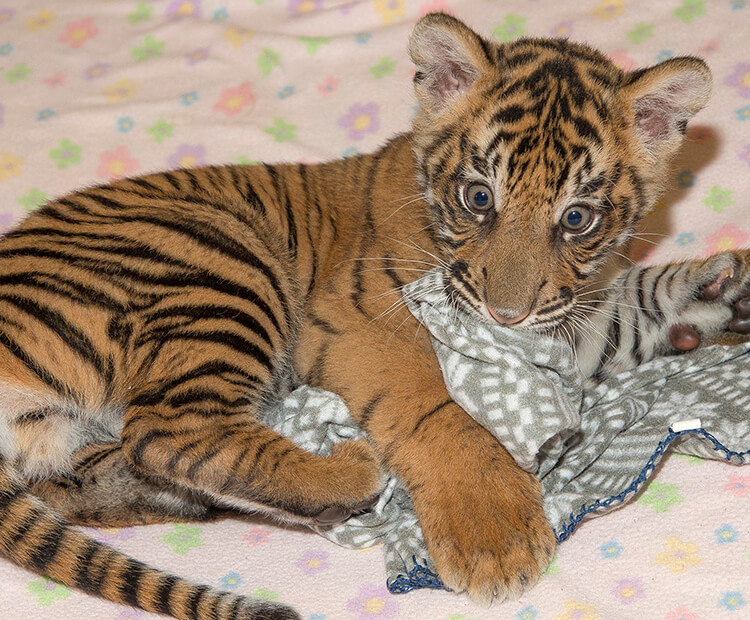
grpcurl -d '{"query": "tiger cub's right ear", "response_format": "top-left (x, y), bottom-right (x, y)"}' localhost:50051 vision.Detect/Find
top-left (409, 13), bottom-right (495, 115)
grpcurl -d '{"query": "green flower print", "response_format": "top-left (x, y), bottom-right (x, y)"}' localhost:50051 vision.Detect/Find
top-left (49, 138), bottom-right (83, 170)
top-left (258, 48), bottom-right (281, 76)
top-left (264, 118), bottom-right (297, 142)
top-left (638, 481), bottom-right (684, 512)
top-left (674, 0), bottom-right (705, 23)
top-left (703, 184), bottom-right (733, 213)
top-left (627, 22), bottom-right (654, 43)
top-left (6, 63), bottom-right (32, 84)
top-left (493, 14), bottom-right (526, 43)
top-left (542, 555), bottom-right (560, 576)
top-left (370, 57), bottom-right (396, 79)
top-left (27, 578), bottom-right (71, 606)
top-left (299, 36), bottom-right (329, 55)
top-left (128, 1), bottom-right (153, 24)
top-left (148, 118), bottom-right (174, 143)
top-left (18, 187), bottom-right (47, 211)
top-left (237, 155), bottom-right (260, 165)
top-left (252, 587), bottom-right (279, 601)
top-left (162, 523), bottom-right (204, 554)
top-left (132, 35), bottom-right (164, 62)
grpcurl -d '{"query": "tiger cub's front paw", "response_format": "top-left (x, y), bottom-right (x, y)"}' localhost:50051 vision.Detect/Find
top-left (416, 466), bottom-right (556, 604)
top-left (670, 250), bottom-right (750, 350)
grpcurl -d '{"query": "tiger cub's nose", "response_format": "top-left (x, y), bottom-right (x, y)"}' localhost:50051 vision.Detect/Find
top-left (487, 304), bottom-right (531, 326)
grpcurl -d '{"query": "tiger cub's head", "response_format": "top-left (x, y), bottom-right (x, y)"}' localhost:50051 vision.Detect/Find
top-left (408, 13), bottom-right (711, 330)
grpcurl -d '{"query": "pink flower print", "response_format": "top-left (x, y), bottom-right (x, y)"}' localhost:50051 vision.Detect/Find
top-left (725, 63), bottom-right (750, 98)
top-left (723, 473), bottom-right (750, 497)
top-left (0, 8), bottom-right (15, 24)
top-left (213, 82), bottom-right (256, 117)
top-left (418, 1), bottom-right (454, 18)
top-left (288, 0), bottom-right (323, 15)
top-left (58, 17), bottom-right (99, 48)
top-left (97, 146), bottom-right (139, 180)
top-left (43, 73), bottom-right (66, 88)
top-left (703, 224), bottom-right (750, 257)
top-left (242, 527), bottom-right (271, 546)
top-left (317, 76), bottom-right (339, 95)
top-left (613, 578), bottom-right (644, 604)
top-left (666, 605), bottom-right (698, 620)
top-left (167, 0), bottom-right (202, 19)
top-left (699, 40), bottom-right (719, 54)
top-left (347, 584), bottom-right (399, 620)
top-left (739, 143), bottom-right (750, 168)
top-left (609, 49), bottom-right (636, 71)
top-left (338, 103), bottom-right (380, 141)
top-left (296, 550), bottom-right (329, 575)
top-left (0, 213), bottom-right (16, 234)
top-left (167, 144), bottom-right (207, 169)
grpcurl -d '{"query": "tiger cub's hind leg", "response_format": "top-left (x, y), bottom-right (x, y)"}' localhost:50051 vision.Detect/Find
top-left (29, 441), bottom-right (219, 527)
top-left (121, 340), bottom-right (382, 525)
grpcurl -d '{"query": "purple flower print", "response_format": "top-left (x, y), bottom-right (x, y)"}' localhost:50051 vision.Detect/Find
top-left (613, 578), bottom-right (645, 604)
top-left (338, 103), bottom-right (380, 141)
top-left (346, 584), bottom-right (399, 620)
top-left (167, 144), bottom-right (207, 169)
top-left (740, 143), bottom-right (750, 168)
top-left (725, 63), bottom-right (750, 98)
top-left (0, 8), bottom-right (14, 23)
top-left (84, 62), bottom-right (109, 81)
top-left (167, 0), bottom-right (202, 19)
top-left (296, 550), bottom-right (329, 575)
top-left (186, 47), bottom-right (209, 65)
top-left (288, 0), bottom-right (323, 15)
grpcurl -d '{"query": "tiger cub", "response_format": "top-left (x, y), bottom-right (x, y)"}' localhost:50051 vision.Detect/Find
top-left (1, 11), bottom-right (748, 620)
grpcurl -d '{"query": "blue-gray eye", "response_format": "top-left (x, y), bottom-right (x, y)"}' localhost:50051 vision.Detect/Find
top-left (465, 183), bottom-right (494, 213)
top-left (561, 205), bottom-right (593, 232)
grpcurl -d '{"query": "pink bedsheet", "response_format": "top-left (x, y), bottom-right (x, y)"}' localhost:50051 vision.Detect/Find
top-left (0, 1), bottom-right (748, 618)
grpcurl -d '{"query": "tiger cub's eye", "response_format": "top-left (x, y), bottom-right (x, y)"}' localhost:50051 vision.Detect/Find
top-left (464, 183), bottom-right (494, 214)
top-left (561, 204), bottom-right (593, 232)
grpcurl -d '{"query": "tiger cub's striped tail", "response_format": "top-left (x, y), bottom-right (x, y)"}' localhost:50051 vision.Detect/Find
top-left (0, 459), bottom-right (299, 620)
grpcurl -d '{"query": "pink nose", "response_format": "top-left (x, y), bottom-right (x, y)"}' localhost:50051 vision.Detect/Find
top-left (487, 304), bottom-right (530, 326)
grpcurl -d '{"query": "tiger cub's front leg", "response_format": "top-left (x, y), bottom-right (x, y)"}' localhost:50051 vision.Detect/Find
top-left (296, 313), bottom-right (556, 603)
top-left (577, 250), bottom-right (750, 381)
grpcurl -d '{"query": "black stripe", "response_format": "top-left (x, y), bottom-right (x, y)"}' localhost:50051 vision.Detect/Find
top-left (359, 393), bottom-right (383, 431)
top-left (73, 540), bottom-right (101, 594)
top-left (187, 584), bottom-right (210, 619)
top-left (0, 329), bottom-right (73, 398)
top-left (120, 559), bottom-right (144, 607)
top-left (412, 400), bottom-right (453, 435)
top-left (155, 574), bottom-right (178, 616)
top-left (264, 164), bottom-right (297, 258)
top-left (28, 522), bottom-right (66, 572)
top-left (0, 294), bottom-right (108, 378)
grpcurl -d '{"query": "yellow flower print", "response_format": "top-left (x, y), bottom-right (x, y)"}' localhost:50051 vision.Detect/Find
top-left (555, 599), bottom-right (601, 620)
top-left (593, 0), bottom-right (625, 20)
top-left (103, 78), bottom-right (140, 103)
top-left (25, 9), bottom-right (57, 32)
top-left (375, 0), bottom-right (406, 25)
top-left (225, 26), bottom-right (254, 50)
top-left (655, 537), bottom-right (702, 574)
top-left (0, 152), bottom-right (23, 181)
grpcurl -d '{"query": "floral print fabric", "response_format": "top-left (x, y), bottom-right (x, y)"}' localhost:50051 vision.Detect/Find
top-left (0, 0), bottom-right (748, 618)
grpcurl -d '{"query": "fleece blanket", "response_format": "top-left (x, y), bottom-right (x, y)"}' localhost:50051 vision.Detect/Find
top-left (265, 269), bottom-right (750, 593)
top-left (1, 1), bottom-right (749, 619)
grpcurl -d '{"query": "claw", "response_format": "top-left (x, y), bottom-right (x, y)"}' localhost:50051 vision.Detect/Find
top-left (701, 266), bottom-right (735, 300)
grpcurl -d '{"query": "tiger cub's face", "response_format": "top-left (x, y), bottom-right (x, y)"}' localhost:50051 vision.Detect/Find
top-left (409, 14), bottom-right (711, 331)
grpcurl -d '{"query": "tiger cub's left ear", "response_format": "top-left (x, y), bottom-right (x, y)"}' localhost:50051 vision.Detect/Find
top-left (409, 13), bottom-right (495, 115)
top-left (622, 57), bottom-right (712, 158)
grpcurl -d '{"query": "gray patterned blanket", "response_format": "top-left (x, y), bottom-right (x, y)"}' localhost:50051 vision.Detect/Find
top-left (262, 269), bottom-right (750, 593)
